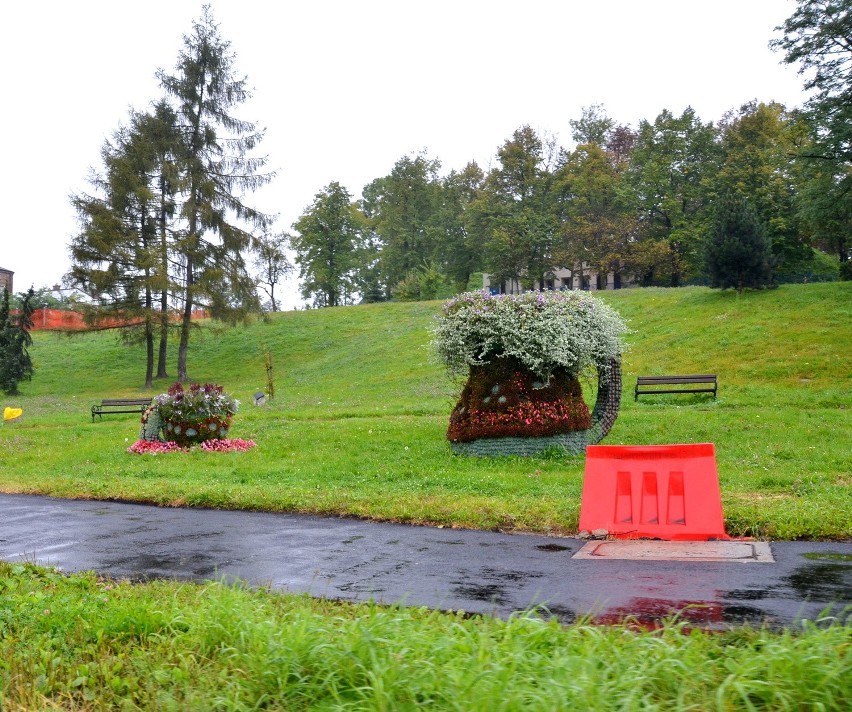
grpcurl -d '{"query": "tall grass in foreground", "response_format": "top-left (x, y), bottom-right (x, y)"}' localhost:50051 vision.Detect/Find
top-left (0, 564), bottom-right (849, 711)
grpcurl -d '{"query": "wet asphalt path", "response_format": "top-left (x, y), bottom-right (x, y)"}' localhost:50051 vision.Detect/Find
top-left (1, 493), bottom-right (849, 629)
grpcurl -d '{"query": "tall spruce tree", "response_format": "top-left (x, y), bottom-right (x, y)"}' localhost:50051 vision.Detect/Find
top-left (137, 102), bottom-right (182, 380)
top-left (705, 194), bottom-right (774, 292)
top-left (0, 287), bottom-right (35, 395)
top-left (158, 4), bottom-right (273, 380)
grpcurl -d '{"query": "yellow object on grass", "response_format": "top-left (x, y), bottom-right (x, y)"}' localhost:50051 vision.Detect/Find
top-left (3, 407), bottom-right (23, 422)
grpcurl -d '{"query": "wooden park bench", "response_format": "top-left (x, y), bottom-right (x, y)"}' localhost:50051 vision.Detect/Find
top-left (91, 398), bottom-right (152, 422)
top-left (634, 374), bottom-right (717, 401)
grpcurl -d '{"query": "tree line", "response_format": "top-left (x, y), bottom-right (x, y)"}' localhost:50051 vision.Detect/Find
top-left (65, 1), bottom-right (849, 388)
top-left (292, 99), bottom-right (848, 303)
top-left (290, 0), bottom-right (849, 304)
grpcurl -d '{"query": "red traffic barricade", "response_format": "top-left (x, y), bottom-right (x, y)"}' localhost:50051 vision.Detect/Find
top-left (578, 444), bottom-right (730, 540)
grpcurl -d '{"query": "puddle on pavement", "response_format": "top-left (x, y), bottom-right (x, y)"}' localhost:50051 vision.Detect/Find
top-left (451, 567), bottom-right (542, 605)
top-left (480, 568), bottom-right (543, 582)
top-left (592, 598), bottom-right (774, 629)
top-left (110, 553), bottom-right (219, 579)
top-left (725, 588), bottom-right (768, 601)
top-left (451, 583), bottom-right (509, 605)
top-left (803, 552), bottom-right (852, 562)
top-left (785, 562), bottom-right (852, 600)
top-left (536, 544), bottom-right (570, 552)
top-left (539, 603), bottom-right (577, 624)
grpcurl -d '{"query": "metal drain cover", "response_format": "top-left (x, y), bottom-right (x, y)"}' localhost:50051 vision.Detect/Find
top-left (572, 540), bottom-right (774, 563)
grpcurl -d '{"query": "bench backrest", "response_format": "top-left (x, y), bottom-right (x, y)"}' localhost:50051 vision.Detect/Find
top-left (100, 399), bottom-right (152, 406)
top-left (636, 375), bottom-right (716, 384)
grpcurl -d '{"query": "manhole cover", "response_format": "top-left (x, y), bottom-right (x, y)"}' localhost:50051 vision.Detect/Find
top-left (572, 540), bottom-right (774, 563)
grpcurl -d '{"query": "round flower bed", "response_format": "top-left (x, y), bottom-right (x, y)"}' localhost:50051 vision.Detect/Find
top-left (433, 290), bottom-right (628, 456)
top-left (144, 382), bottom-right (239, 447)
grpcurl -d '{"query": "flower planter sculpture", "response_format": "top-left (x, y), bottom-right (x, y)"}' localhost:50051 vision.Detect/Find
top-left (143, 382), bottom-right (238, 447)
top-left (433, 290), bottom-right (627, 456)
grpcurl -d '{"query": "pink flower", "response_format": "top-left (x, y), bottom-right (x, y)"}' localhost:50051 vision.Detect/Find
top-left (127, 438), bottom-right (256, 454)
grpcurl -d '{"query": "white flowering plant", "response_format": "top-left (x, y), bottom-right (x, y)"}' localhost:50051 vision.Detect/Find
top-left (432, 290), bottom-right (628, 380)
top-left (153, 382), bottom-right (238, 422)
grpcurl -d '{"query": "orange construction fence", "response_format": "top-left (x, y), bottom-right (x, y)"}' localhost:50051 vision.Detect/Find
top-left (24, 309), bottom-right (209, 332)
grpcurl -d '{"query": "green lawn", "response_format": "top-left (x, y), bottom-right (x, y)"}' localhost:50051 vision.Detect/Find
top-left (1, 283), bottom-right (848, 539)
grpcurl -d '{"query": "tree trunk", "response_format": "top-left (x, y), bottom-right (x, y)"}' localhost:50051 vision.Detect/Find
top-left (157, 308), bottom-right (169, 379)
top-left (177, 254), bottom-right (193, 381)
top-left (143, 216), bottom-right (155, 388)
top-left (145, 318), bottom-right (154, 389)
top-left (670, 241), bottom-right (682, 287)
top-left (157, 173), bottom-right (169, 379)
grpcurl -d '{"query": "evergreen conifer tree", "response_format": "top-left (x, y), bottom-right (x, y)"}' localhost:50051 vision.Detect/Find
top-left (0, 287), bottom-right (35, 395)
top-left (705, 194), bottom-right (774, 292)
top-left (158, 5), bottom-right (273, 379)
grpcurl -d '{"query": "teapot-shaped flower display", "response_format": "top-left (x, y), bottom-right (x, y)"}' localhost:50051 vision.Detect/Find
top-left (432, 290), bottom-right (628, 456)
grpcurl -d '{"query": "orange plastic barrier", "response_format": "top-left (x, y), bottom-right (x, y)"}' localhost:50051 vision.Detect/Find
top-left (578, 444), bottom-right (730, 541)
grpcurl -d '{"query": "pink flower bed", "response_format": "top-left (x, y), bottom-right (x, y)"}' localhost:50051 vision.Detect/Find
top-left (128, 438), bottom-right (256, 454)
top-left (199, 438), bottom-right (256, 452)
top-left (127, 440), bottom-right (185, 454)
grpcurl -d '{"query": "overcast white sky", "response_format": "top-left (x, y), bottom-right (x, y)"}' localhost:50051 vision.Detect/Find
top-left (1, 0), bottom-right (809, 308)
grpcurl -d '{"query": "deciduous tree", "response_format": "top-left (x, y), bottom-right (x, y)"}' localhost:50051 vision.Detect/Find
top-left (626, 108), bottom-right (720, 286)
top-left (291, 182), bottom-right (364, 307)
top-left (713, 102), bottom-right (806, 266)
top-left (361, 152), bottom-right (444, 297)
top-left (252, 231), bottom-right (292, 312)
top-left (772, 0), bottom-right (852, 269)
top-left (569, 104), bottom-right (615, 147)
top-left (552, 143), bottom-right (637, 289)
top-left (468, 126), bottom-right (558, 291)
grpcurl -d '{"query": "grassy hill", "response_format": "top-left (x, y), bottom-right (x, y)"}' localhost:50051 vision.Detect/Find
top-left (1, 283), bottom-right (849, 538)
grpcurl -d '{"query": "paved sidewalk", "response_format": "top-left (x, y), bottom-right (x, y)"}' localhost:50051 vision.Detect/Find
top-left (1, 493), bottom-right (849, 629)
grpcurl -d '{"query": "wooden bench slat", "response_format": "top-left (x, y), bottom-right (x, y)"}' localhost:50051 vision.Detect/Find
top-left (637, 375), bottom-right (716, 383)
top-left (635, 374), bottom-right (717, 400)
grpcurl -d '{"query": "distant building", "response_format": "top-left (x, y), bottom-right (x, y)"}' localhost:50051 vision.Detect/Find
top-left (0, 267), bottom-right (12, 294)
top-left (483, 265), bottom-right (634, 294)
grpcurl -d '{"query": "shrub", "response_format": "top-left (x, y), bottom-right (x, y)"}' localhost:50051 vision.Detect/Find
top-left (705, 193), bottom-right (775, 292)
top-left (431, 290), bottom-right (628, 380)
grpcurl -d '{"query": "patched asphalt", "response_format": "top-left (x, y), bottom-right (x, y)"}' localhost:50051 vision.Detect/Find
top-left (1, 493), bottom-right (849, 629)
